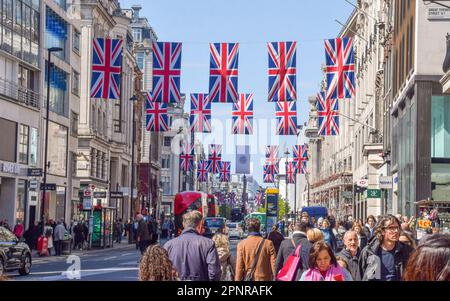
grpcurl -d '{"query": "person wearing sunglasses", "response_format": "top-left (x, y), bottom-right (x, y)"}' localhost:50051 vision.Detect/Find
top-left (359, 215), bottom-right (414, 281)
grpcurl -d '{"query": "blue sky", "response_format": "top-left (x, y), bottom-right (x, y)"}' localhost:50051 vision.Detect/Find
top-left (121, 0), bottom-right (354, 187)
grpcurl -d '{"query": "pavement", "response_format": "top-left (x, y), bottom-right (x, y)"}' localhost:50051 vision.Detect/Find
top-left (8, 237), bottom-right (239, 281)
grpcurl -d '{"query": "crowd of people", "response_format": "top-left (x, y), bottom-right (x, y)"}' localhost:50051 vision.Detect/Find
top-left (138, 210), bottom-right (450, 281)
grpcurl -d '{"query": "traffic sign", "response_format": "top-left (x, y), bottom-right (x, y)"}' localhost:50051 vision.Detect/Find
top-left (367, 189), bottom-right (382, 198)
top-left (357, 179), bottom-right (369, 188)
top-left (84, 190), bottom-right (92, 197)
top-left (40, 183), bottom-right (56, 191)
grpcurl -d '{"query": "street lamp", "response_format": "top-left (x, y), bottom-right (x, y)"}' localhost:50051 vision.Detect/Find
top-left (41, 47), bottom-right (63, 234)
top-left (177, 126), bottom-right (183, 193)
top-left (284, 148), bottom-right (290, 236)
top-left (129, 95), bottom-right (137, 244)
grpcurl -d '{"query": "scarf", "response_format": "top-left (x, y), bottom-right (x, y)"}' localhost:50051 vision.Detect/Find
top-left (303, 265), bottom-right (346, 281)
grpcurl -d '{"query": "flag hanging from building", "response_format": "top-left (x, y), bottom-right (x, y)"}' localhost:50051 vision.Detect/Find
top-left (286, 161), bottom-right (297, 184)
top-left (275, 100), bottom-right (298, 135)
top-left (197, 160), bottom-right (209, 182)
top-left (208, 144), bottom-right (222, 174)
top-left (317, 91), bottom-right (339, 136)
top-left (265, 146), bottom-right (279, 165)
top-left (190, 93), bottom-right (212, 133)
top-left (145, 93), bottom-right (170, 132)
top-left (180, 143), bottom-right (194, 172)
top-left (324, 37), bottom-right (355, 99)
top-left (255, 191), bottom-right (262, 207)
top-left (152, 42), bottom-right (182, 103)
top-left (229, 192), bottom-right (237, 207)
top-left (293, 144), bottom-right (308, 174)
top-left (232, 93), bottom-right (254, 135)
top-left (218, 161), bottom-right (231, 182)
top-left (209, 43), bottom-right (239, 103)
top-left (268, 41), bottom-right (297, 102)
top-left (90, 38), bottom-right (123, 100)
top-left (263, 163), bottom-right (278, 183)
top-left (235, 145), bottom-right (250, 174)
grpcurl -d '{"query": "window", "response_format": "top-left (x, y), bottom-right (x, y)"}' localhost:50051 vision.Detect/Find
top-left (16, 180), bottom-right (26, 222)
top-left (71, 152), bottom-right (77, 177)
top-left (133, 29), bottom-right (142, 43)
top-left (73, 29), bottom-right (80, 53)
top-left (72, 70), bottom-right (80, 96)
top-left (45, 62), bottom-right (68, 117)
top-left (47, 121), bottom-right (68, 177)
top-left (19, 124), bottom-right (29, 164)
top-left (164, 137), bottom-right (172, 147)
top-left (0, 118), bottom-right (17, 162)
top-left (136, 52), bottom-right (144, 70)
top-left (45, 7), bottom-right (67, 60)
top-left (98, 108), bottom-right (102, 136)
top-left (431, 95), bottom-right (450, 158)
top-left (70, 111), bottom-right (78, 137)
top-left (162, 154), bottom-right (171, 169)
top-left (162, 176), bottom-right (171, 195)
top-left (90, 149), bottom-right (96, 177)
top-left (103, 112), bottom-right (107, 137)
top-left (91, 105), bottom-right (97, 132)
top-left (29, 127), bottom-right (38, 167)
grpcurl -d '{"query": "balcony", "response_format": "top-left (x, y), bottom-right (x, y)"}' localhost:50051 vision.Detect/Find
top-left (0, 77), bottom-right (40, 109)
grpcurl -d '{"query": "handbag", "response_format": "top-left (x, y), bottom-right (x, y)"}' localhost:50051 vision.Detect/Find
top-left (244, 238), bottom-right (265, 281)
top-left (276, 239), bottom-right (302, 281)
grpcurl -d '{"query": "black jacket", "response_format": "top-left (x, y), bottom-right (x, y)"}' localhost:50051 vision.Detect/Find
top-left (359, 238), bottom-right (413, 281)
top-left (275, 232), bottom-right (312, 281)
top-left (338, 248), bottom-right (361, 281)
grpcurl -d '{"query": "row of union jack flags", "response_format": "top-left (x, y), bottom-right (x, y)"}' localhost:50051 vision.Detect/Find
top-left (316, 37), bottom-right (355, 136)
top-left (263, 145), bottom-right (308, 183)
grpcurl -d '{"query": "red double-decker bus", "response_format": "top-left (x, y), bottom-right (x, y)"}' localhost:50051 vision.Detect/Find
top-left (174, 191), bottom-right (218, 236)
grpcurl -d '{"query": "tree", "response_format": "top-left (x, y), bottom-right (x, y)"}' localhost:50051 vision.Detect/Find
top-left (278, 198), bottom-right (291, 221)
top-left (257, 207), bottom-right (267, 214)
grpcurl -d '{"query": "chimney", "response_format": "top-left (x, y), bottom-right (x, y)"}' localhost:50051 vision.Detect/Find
top-left (131, 5), bottom-right (142, 19)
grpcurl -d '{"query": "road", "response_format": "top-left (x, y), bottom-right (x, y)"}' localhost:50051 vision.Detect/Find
top-left (8, 238), bottom-right (241, 281)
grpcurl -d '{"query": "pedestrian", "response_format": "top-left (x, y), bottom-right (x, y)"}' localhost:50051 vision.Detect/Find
top-left (352, 223), bottom-right (368, 250)
top-left (363, 215), bottom-right (377, 242)
top-left (338, 230), bottom-right (361, 280)
top-left (139, 245), bottom-right (179, 281)
top-left (403, 234), bottom-right (450, 281)
top-left (13, 221), bottom-right (24, 240)
top-left (344, 216), bottom-right (354, 231)
top-left (300, 212), bottom-right (312, 228)
top-left (115, 219), bottom-right (123, 243)
top-left (235, 218), bottom-right (276, 281)
top-left (164, 210), bottom-right (221, 281)
top-left (212, 233), bottom-right (235, 281)
top-left (74, 221), bottom-right (85, 250)
top-left (275, 221), bottom-right (313, 280)
top-left (399, 230), bottom-right (417, 249)
top-left (53, 219), bottom-right (66, 256)
top-left (320, 219), bottom-right (337, 252)
top-left (45, 223), bottom-right (54, 256)
top-left (82, 220), bottom-right (89, 245)
top-left (359, 214), bottom-right (414, 281)
top-left (317, 217), bottom-right (324, 229)
top-left (267, 224), bottom-right (284, 255)
top-left (299, 241), bottom-right (353, 281)
top-left (136, 214), bottom-right (151, 255)
top-left (307, 228), bottom-right (324, 243)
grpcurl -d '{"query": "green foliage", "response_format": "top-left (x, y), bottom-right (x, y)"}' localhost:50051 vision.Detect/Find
top-left (257, 207), bottom-right (266, 214)
top-left (278, 198), bottom-right (291, 220)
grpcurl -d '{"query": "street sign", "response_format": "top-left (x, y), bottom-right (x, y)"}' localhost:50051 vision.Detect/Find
top-left (357, 179), bottom-right (369, 188)
top-left (84, 190), bottom-right (92, 197)
top-left (110, 191), bottom-right (123, 199)
top-left (29, 180), bottom-right (38, 189)
top-left (83, 196), bottom-right (92, 210)
top-left (40, 183), bottom-right (56, 191)
top-left (367, 189), bottom-right (382, 198)
top-left (427, 7), bottom-right (450, 20)
top-left (93, 191), bottom-right (107, 198)
top-left (27, 168), bottom-right (42, 177)
top-left (379, 176), bottom-right (393, 189)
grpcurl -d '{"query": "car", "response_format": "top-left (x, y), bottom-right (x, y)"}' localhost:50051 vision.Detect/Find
top-left (0, 226), bottom-right (32, 276)
top-left (203, 217), bottom-right (227, 238)
top-left (226, 222), bottom-right (243, 240)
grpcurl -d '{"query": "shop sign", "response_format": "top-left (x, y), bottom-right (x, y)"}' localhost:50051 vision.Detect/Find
top-left (0, 161), bottom-right (21, 175)
top-left (93, 191), bottom-right (107, 198)
top-left (110, 191), bottom-right (123, 199)
top-left (418, 219), bottom-right (432, 229)
top-left (40, 183), bottom-right (56, 191)
top-left (379, 176), bottom-right (393, 189)
top-left (367, 189), bottom-right (381, 198)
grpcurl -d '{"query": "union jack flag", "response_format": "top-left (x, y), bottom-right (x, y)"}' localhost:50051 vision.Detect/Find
top-left (218, 161), bottom-right (231, 182)
top-left (268, 41), bottom-right (297, 102)
top-left (208, 144), bottom-right (222, 174)
top-left (180, 143), bottom-right (194, 172)
top-left (324, 37), bottom-right (355, 99)
top-left (275, 101), bottom-right (298, 135)
top-left (263, 163), bottom-right (279, 183)
top-left (255, 191), bottom-right (262, 207)
top-left (209, 43), bottom-right (239, 103)
top-left (317, 91), bottom-right (339, 136)
top-left (232, 94), bottom-right (253, 135)
top-left (190, 93), bottom-right (212, 133)
top-left (229, 192), bottom-right (237, 206)
top-left (265, 146), bottom-right (279, 165)
top-left (293, 144), bottom-right (308, 174)
top-left (152, 42), bottom-right (182, 103)
top-left (286, 161), bottom-right (297, 184)
top-left (90, 38), bottom-right (123, 100)
top-left (145, 93), bottom-right (169, 132)
top-left (197, 160), bottom-right (208, 182)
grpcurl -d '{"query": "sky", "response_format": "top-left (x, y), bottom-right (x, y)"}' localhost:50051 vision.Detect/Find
top-left (121, 0), bottom-right (355, 187)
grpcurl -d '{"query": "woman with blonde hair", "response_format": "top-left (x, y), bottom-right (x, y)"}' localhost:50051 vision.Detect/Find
top-left (307, 228), bottom-right (324, 243)
top-left (139, 245), bottom-right (179, 281)
top-left (212, 233), bottom-right (235, 281)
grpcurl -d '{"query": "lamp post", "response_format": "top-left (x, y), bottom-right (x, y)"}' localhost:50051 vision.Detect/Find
top-left (41, 47), bottom-right (63, 234)
top-left (284, 148), bottom-right (290, 236)
top-left (129, 95), bottom-right (137, 244)
top-left (177, 126), bottom-right (183, 193)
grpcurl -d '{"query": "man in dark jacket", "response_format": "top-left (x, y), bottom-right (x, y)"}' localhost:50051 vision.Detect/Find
top-left (338, 230), bottom-right (361, 280)
top-left (359, 215), bottom-right (413, 281)
top-left (164, 210), bottom-right (221, 281)
top-left (363, 215), bottom-right (377, 242)
top-left (267, 224), bottom-right (284, 254)
top-left (275, 221), bottom-right (312, 280)
top-left (136, 214), bottom-right (151, 254)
